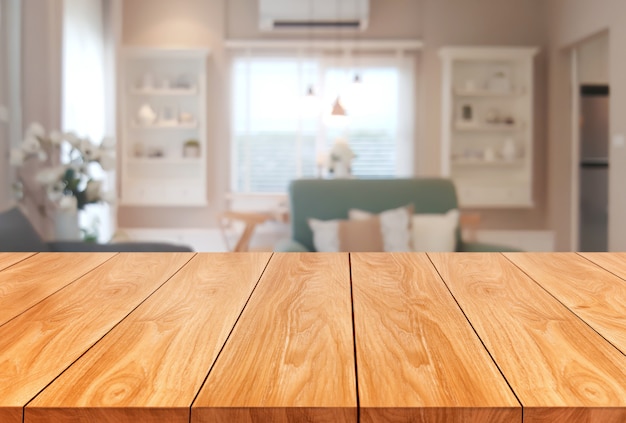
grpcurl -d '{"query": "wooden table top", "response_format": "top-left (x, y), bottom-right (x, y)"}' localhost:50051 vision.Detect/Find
top-left (1, 252), bottom-right (625, 423)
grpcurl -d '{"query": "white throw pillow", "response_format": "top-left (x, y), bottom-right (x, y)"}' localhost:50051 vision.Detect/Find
top-left (411, 209), bottom-right (460, 252)
top-left (347, 205), bottom-right (412, 252)
top-left (308, 218), bottom-right (341, 252)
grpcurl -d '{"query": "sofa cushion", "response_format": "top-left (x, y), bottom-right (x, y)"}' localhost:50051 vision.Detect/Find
top-left (0, 207), bottom-right (50, 252)
top-left (410, 209), bottom-right (459, 252)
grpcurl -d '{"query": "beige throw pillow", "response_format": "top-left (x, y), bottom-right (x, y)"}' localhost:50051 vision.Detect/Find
top-left (308, 217), bottom-right (384, 252)
top-left (347, 205), bottom-right (413, 252)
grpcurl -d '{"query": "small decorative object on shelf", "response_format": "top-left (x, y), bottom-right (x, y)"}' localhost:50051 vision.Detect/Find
top-left (464, 80), bottom-right (477, 92)
top-left (461, 103), bottom-right (473, 121)
top-left (179, 111), bottom-right (195, 124)
top-left (483, 147), bottom-right (496, 162)
top-left (137, 103), bottom-right (157, 125)
top-left (173, 74), bottom-right (193, 89)
top-left (487, 70), bottom-right (511, 94)
top-left (146, 147), bottom-right (165, 158)
top-left (133, 142), bottom-right (145, 157)
top-left (160, 105), bottom-right (178, 125)
top-left (501, 137), bottom-right (517, 161)
top-left (183, 139), bottom-right (201, 158)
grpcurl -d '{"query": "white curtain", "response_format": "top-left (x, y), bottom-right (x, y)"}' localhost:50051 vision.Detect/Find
top-left (62, 0), bottom-right (114, 241)
top-left (0, 0), bottom-right (21, 211)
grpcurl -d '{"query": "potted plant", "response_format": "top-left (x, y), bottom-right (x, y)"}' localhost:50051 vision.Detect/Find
top-left (183, 139), bottom-right (200, 158)
top-left (10, 123), bottom-right (116, 240)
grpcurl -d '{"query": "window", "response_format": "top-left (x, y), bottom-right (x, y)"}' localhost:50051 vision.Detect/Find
top-left (231, 51), bottom-right (414, 193)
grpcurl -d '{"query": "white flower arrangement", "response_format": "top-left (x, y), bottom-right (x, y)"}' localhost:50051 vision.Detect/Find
top-left (10, 122), bottom-right (116, 211)
top-left (328, 137), bottom-right (356, 178)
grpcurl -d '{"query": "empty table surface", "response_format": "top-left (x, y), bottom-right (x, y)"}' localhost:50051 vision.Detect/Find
top-left (0, 252), bottom-right (625, 423)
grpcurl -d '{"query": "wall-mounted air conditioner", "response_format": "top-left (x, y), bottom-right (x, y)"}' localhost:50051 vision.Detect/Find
top-left (258, 0), bottom-right (369, 31)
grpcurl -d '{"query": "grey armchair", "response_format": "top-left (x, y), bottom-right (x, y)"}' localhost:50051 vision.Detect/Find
top-left (0, 207), bottom-right (193, 252)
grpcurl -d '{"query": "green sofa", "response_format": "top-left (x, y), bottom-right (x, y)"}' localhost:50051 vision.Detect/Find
top-left (275, 178), bottom-right (520, 252)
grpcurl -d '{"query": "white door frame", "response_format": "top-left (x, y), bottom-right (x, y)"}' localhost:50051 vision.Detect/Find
top-left (569, 48), bottom-right (580, 251)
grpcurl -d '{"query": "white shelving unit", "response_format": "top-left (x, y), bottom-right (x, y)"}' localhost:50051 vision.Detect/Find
top-left (119, 47), bottom-right (210, 207)
top-left (439, 46), bottom-right (538, 208)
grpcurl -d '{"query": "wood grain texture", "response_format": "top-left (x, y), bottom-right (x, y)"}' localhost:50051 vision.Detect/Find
top-left (428, 253), bottom-right (626, 423)
top-left (0, 253), bottom-right (193, 423)
top-left (504, 252), bottom-right (626, 355)
top-left (26, 253), bottom-right (271, 423)
top-left (524, 407), bottom-right (626, 423)
top-left (0, 252), bottom-right (115, 326)
top-left (193, 407), bottom-right (355, 423)
top-left (579, 252), bottom-right (626, 280)
top-left (352, 253), bottom-right (519, 423)
top-left (192, 253), bottom-right (356, 423)
top-left (0, 252), bottom-right (35, 271)
top-left (25, 408), bottom-right (185, 423)
top-left (361, 407), bottom-right (520, 423)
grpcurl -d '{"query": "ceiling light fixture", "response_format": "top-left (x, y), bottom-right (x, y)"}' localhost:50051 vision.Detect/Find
top-left (331, 96), bottom-right (347, 116)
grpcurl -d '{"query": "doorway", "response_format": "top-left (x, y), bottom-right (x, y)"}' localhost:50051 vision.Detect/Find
top-left (570, 32), bottom-right (609, 251)
top-left (578, 84), bottom-right (609, 251)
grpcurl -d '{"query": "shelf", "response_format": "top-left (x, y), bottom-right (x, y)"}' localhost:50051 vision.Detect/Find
top-left (131, 121), bottom-right (198, 129)
top-left (454, 122), bottom-right (523, 132)
top-left (120, 199), bottom-right (208, 207)
top-left (454, 88), bottom-right (525, 97)
top-left (440, 46), bottom-right (537, 208)
top-left (127, 158), bottom-right (204, 165)
top-left (130, 87), bottom-right (198, 96)
top-left (121, 47), bottom-right (209, 209)
top-left (452, 158), bottom-right (526, 167)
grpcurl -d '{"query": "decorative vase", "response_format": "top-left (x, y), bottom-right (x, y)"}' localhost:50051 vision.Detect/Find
top-left (502, 138), bottom-right (517, 161)
top-left (54, 208), bottom-right (81, 241)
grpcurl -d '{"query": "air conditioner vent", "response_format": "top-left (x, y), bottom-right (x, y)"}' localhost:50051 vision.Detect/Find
top-left (272, 20), bottom-right (362, 29)
top-left (259, 0), bottom-right (369, 31)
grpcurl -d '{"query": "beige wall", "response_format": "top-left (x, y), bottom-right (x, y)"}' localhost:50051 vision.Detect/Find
top-left (547, 0), bottom-right (626, 250)
top-left (119, 0), bottom-right (550, 231)
top-left (577, 32), bottom-right (609, 85)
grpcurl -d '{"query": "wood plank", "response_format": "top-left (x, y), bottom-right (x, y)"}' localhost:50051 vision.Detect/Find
top-left (504, 252), bottom-right (626, 355)
top-left (428, 253), bottom-right (626, 423)
top-left (26, 253), bottom-right (272, 423)
top-left (0, 252), bottom-right (115, 327)
top-left (0, 252), bottom-right (193, 423)
top-left (192, 253), bottom-right (356, 423)
top-left (579, 252), bottom-right (626, 280)
top-left (352, 253), bottom-right (520, 423)
top-left (0, 252), bottom-right (36, 271)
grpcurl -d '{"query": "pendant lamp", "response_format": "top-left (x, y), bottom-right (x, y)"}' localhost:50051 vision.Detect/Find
top-left (331, 96), bottom-right (347, 116)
